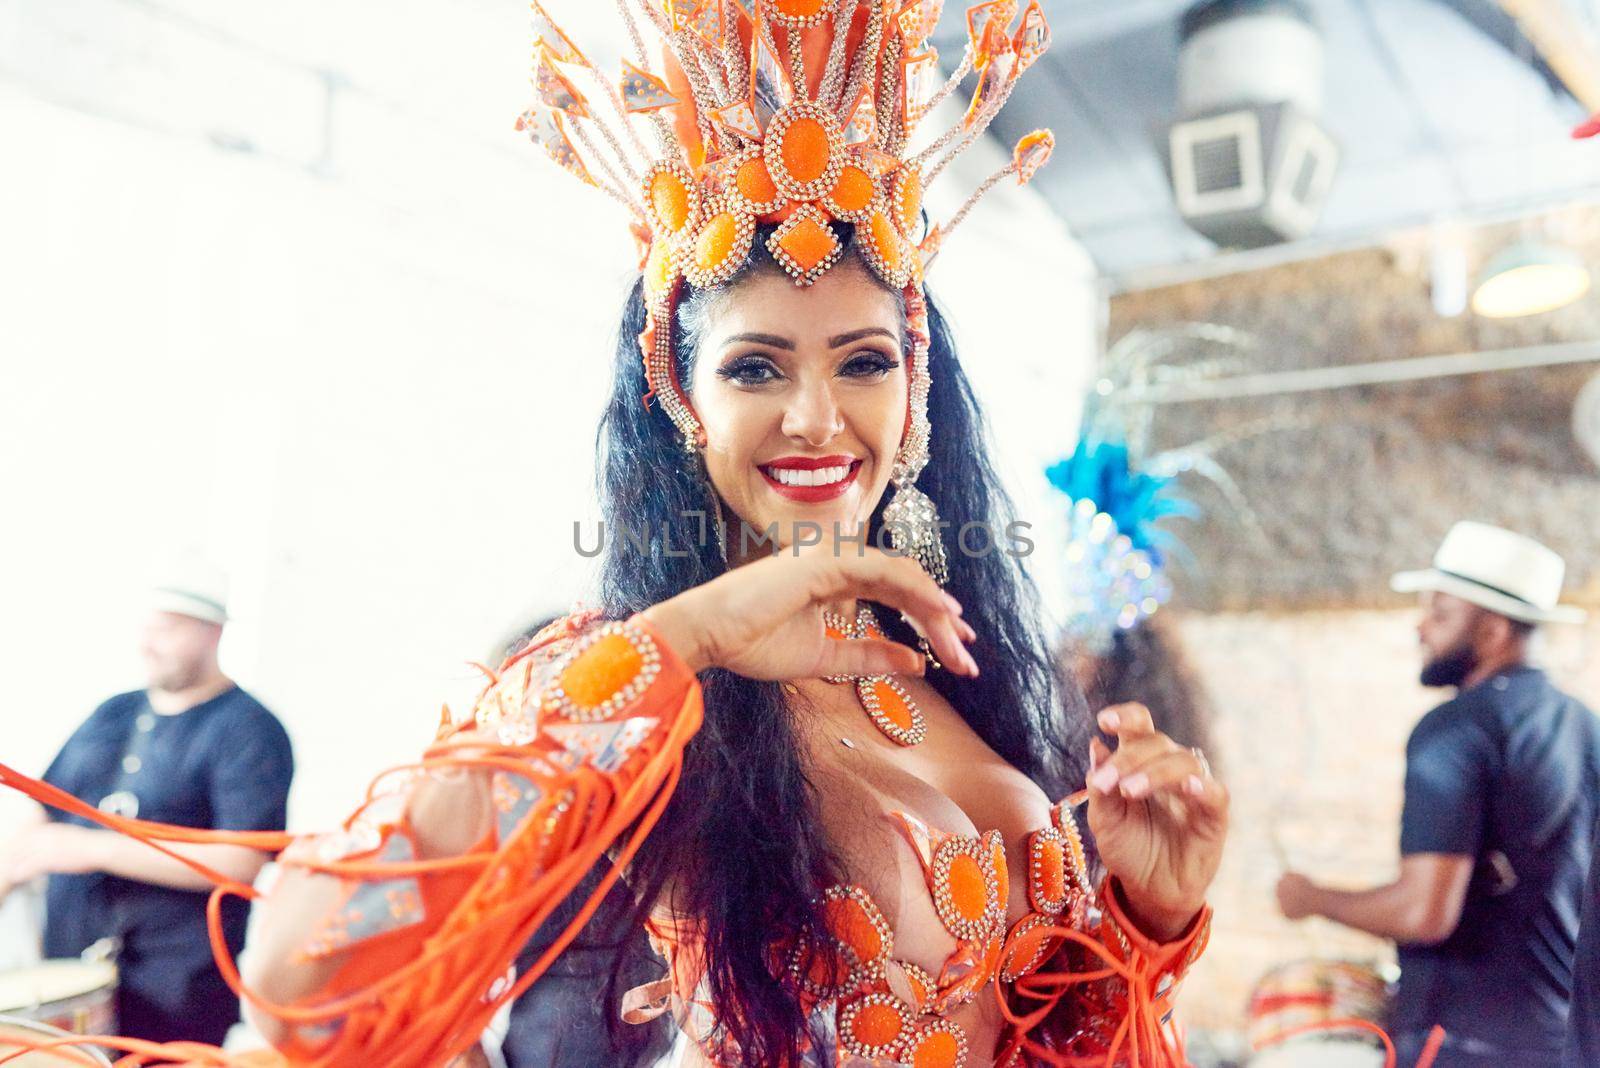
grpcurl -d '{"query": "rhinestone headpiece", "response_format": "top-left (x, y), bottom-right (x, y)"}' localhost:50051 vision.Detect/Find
top-left (518, 0), bottom-right (1056, 450)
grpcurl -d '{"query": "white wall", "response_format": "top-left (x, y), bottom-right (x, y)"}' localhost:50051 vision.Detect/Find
top-left (0, 0), bottom-right (1098, 892)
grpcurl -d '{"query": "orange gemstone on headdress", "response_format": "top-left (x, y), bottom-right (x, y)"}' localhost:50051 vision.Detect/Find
top-left (890, 168), bottom-right (924, 232)
top-left (559, 632), bottom-right (643, 709)
top-left (775, 215), bottom-right (839, 274)
top-left (781, 117), bottom-right (832, 183)
top-left (650, 170), bottom-right (693, 233)
top-left (643, 240), bottom-right (675, 302)
top-left (829, 165), bottom-right (876, 215)
top-left (868, 211), bottom-right (903, 272)
top-left (1014, 128), bottom-right (1054, 185)
top-left (735, 156), bottom-right (779, 207)
top-left (692, 212), bottom-right (739, 272)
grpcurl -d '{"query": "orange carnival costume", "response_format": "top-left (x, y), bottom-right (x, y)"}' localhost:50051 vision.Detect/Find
top-left (0, 2), bottom-right (1219, 1066)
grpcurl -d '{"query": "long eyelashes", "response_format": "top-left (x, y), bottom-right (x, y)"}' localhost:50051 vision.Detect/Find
top-left (714, 351), bottom-right (900, 386)
top-left (842, 353), bottom-right (900, 378)
top-left (715, 357), bottom-right (780, 385)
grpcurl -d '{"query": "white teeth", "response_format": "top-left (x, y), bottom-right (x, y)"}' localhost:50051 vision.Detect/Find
top-left (765, 463), bottom-right (852, 487)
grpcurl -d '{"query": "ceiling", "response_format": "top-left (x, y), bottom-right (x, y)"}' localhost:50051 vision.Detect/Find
top-left (936, 0), bottom-right (1600, 283)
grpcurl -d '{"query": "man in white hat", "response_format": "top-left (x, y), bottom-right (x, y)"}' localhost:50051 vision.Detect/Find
top-left (0, 557), bottom-right (293, 1047)
top-left (1277, 521), bottom-right (1600, 1067)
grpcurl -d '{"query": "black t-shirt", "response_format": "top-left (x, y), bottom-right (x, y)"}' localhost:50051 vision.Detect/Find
top-left (1397, 667), bottom-right (1600, 1054)
top-left (1565, 814), bottom-right (1600, 1068)
top-left (41, 687), bottom-right (292, 1040)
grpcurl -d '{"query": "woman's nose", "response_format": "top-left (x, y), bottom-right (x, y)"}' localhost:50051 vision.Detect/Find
top-left (781, 379), bottom-right (845, 446)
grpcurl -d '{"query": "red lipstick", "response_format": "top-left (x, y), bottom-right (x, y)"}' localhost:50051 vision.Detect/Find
top-left (758, 455), bottom-right (862, 503)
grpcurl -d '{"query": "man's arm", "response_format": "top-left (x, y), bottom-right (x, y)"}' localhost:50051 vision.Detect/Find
top-left (3, 821), bottom-right (271, 892)
top-left (1277, 853), bottom-right (1475, 945)
top-left (0, 804), bottom-right (50, 901)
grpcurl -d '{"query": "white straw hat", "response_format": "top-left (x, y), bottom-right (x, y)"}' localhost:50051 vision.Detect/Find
top-left (1391, 520), bottom-right (1586, 625)
top-left (150, 555), bottom-right (230, 625)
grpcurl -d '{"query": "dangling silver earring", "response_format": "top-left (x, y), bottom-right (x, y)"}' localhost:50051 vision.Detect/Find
top-left (881, 354), bottom-right (948, 588)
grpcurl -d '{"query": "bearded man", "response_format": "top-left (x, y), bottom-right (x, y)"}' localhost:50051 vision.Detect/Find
top-left (1276, 521), bottom-right (1600, 1068)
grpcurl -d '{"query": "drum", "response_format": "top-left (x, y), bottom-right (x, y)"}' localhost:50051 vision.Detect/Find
top-left (0, 961), bottom-right (117, 1037)
top-left (0, 1016), bottom-right (112, 1066)
top-left (1245, 959), bottom-right (1391, 1068)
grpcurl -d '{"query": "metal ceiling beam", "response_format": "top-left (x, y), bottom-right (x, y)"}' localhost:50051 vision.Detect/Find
top-left (1106, 340), bottom-right (1600, 405)
top-left (1494, 0), bottom-right (1600, 109)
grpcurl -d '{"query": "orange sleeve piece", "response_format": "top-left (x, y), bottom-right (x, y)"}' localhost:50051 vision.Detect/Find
top-left (258, 611), bottom-right (703, 1068)
top-left (998, 876), bottom-right (1212, 1067)
top-left (0, 611), bottom-right (702, 1067)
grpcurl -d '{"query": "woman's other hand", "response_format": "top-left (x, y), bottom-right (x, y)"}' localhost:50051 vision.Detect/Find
top-left (1085, 702), bottom-right (1228, 941)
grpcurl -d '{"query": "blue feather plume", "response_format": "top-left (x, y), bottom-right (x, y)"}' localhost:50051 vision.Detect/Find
top-left (1044, 436), bottom-right (1196, 564)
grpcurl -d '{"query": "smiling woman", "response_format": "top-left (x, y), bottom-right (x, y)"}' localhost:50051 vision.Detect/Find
top-left (686, 251), bottom-right (907, 537)
top-left (0, 3), bottom-right (1227, 1066)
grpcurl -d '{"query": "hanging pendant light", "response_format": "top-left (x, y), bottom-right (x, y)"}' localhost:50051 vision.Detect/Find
top-left (1471, 241), bottom-right (1592, 318)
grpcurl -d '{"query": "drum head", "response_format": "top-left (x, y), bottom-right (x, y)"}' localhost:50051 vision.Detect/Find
top-left (1248, 958), bottom-right (1390, 1050)
top-left (0, 1015), bottom-right (112, 1066)
top-left (1247, 1040), bottom-right (1385, 1068)
top-left (0, 963), bottom-right (117, 1015)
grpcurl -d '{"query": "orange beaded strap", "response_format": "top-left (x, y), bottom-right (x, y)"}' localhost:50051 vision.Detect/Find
top-left (822, 604), bottom-right (928, 746)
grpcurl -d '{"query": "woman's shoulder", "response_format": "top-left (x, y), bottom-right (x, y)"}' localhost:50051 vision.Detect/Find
top-left (501, 607), bottom-right (613, 668)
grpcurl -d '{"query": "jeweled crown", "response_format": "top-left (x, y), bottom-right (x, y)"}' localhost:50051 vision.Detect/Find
top-left (518, 0), bottom-right (1055, 449)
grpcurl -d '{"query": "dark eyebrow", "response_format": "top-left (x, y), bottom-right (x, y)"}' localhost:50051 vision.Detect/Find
top-left (829, 327), bottom-right (899, 348)
top-left (722, 332), bottom-right (795, 350)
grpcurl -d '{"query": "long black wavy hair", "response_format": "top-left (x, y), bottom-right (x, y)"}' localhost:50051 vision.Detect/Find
top-left (583, 226), bottom-right (1093, 1064)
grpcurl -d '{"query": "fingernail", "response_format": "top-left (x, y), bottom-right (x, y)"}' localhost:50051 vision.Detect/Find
top-left (1090, 764), bottom-right (1119, 793)
top-left (1097, 709), bottom-right (1120, 732)
top-left (942, 592), bottom-right (963, 615)
top-left (1120, 772), bottom-right (1150, 798)
top-left (1186, 775), bottom-right (1205, 796)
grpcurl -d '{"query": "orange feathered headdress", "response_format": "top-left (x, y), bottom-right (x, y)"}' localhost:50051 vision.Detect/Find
top-left (517, 0), bottom-right (1056, 452)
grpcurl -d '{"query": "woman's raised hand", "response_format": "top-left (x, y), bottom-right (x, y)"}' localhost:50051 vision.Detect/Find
top-left (1085, 702), bottom-right (1228, 941)
top-left (639, 543), bottom-right (977, 681)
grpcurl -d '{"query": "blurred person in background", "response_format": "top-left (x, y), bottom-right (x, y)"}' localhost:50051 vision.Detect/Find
top-left (1276, 521), bottom-right (1600, 1067)
top-left (1070, 612), bottom-right (1216, 759)
top-left (487, 614), bottom-right (671, 1068)
top-left (0, 558), bottom-right (293, 1046)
